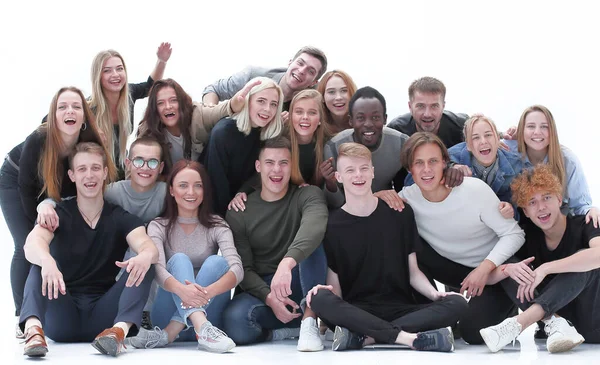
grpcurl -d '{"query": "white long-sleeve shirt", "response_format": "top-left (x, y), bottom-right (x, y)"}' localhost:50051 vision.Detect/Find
top-left (399, 177), bottom-right (524, 267)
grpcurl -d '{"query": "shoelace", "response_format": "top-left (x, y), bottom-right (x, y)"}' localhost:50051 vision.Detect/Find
top-left (414, 333), bottom-right (436, 350)
top-left (496, 321), bottom-right (520, 346)
top-left (199, 325), bottom-right (228, 341)
top-left (144, 326), bottom-right (165, 349)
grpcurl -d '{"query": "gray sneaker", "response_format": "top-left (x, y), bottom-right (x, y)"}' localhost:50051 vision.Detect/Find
top-left (129, 327), bottom-right (169, 349)
top-left (332, 326), bottom-right (365, 351)
top-left (196, 321), bottom-right (236, 353)
top-left (413, 327), bottom-right (455, 352)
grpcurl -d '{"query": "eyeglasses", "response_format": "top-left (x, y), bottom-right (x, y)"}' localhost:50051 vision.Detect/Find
top-left (131, 157), bottom-right (160, 170)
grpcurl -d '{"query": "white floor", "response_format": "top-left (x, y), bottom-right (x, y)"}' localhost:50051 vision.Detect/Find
top-left (6, 325), bottom-right (600, 365)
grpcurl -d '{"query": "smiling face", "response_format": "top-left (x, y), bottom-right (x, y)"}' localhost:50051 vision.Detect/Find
top-left (68, 152), bottom-right (108, 199)
top-left (126, 143), bottom-right (164, 191)
top-left (523, 110), bottom-right (550, 153)
top-left (100, 56), bottom-right (126, 94)
top-left (409, 91), bottom-right (445, 134)
top-left (256, 147), bottom-right (291, 201)
top-left (349, 97), bottom-right (386, 148)
top-left (292, 97), bottom-right (320, 144)
top-left (523, 191), bottom-right (563, 230)
top-left (248, 88), bottom-right (280, 128)
top-left (55, 91), bottom-right (85, 138)
top-left (284, 53), bottom-right (323, 92)
top-left (156, 86), bottom-right (180, 134)
top-left (410, 143), bottom-right (446, 194)
top-left (170, 167), bottom-right (204, 217)
top-left (323, 75), bottom-right (350, 119)
top-left (467, 120), bottom-right (499, 166)
top-left (335, 155), bottom-right (374, 197)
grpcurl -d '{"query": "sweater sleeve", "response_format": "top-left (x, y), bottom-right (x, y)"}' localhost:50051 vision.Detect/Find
top-left (147, 220), bottom-right (172, 287)
top-left (18, 131), bottom-right (44, 223)
top-left (477, 182), bottom-right (525, 266)
top-left (323, 141), bottom-right (345, 209)
top-left (190, 101), bottom-right (233, 145)
top-left (226, 209), bottom-right (270, 302)
top-left (202, 67), bottom-right (253, 101)
top-left (212, 224), bottom-right (244, 285)
top-left (285, 186), bottom-right (328, 263)
top-left (129, 76), bottom-right (154, 102)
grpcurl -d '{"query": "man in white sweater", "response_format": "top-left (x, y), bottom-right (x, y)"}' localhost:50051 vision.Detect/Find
top-left (398, 132), bottom-right (525, 345)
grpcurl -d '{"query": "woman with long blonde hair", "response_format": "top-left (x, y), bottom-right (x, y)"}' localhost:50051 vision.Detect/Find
top-left (0, 86), bottom-right (114, 336)
top-left (89, 43), bottom-right (172, 179)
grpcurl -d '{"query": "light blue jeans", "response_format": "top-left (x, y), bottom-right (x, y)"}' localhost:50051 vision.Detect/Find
top-left (151, 253), bottom-right (231, 341)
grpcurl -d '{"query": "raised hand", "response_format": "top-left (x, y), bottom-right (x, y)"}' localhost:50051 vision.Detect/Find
top-left (231, 79), bottom-right (262, 113)
top-left (157, 42), bottom-right (172, 63)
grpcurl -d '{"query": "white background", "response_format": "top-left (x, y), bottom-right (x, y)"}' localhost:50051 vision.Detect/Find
top-left (0, 0), bottom-right (598, 343)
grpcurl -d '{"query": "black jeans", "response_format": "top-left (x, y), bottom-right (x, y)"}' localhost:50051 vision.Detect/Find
top-left (19, 265), bottom-right (154, 342)
top-left (310, 290), bottom-right (468, 344)
top-left (501, 269), bottom-right (600, 343)
top-left (416, 239), bottom-right (517, 344)
top-left (0, 160), bottom-right (34, 316)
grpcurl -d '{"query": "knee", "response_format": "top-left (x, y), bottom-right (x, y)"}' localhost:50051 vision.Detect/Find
top-left (167, 253), bottom-right (192, 270)
top-left (202, 255), bottom-right (229, 274)
top-left (309, 289), bottom-right (336, 315)
top-left (445, 295), bottom-right (469, 318)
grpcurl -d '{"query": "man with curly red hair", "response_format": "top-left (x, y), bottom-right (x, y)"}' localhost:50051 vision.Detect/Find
top-left (480, 165), bottom-right (600, 353)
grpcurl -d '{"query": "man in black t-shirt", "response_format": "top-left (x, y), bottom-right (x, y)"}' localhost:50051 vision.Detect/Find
top-left (19, 142), bottom-right (159, 358)
top-left (480, 165), bottom-right (600, 353)
top-left (307, 142), bottom-right (467, 352)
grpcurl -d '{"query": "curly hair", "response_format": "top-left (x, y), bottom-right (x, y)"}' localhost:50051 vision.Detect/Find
top-left (510, 164), bottom-right (563, 208)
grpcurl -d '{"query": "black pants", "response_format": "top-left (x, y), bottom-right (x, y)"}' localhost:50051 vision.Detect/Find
top-left (501, 269), bottom-right (600, 343)
top-left (19, 265), bottom-right (153, 342)
top-left (0, 160), bottom-right (34, 316)
top-left (310, 290), bottom-right (468, 344)
top-left (416, 239), bottom-right (517, 344)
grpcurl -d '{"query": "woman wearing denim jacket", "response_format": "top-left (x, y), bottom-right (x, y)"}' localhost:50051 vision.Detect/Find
top-left (448, 114), bottom-right (523, 218)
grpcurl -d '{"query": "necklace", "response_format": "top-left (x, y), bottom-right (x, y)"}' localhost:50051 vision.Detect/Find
top-left (78, 203), bottom-right (103, 228)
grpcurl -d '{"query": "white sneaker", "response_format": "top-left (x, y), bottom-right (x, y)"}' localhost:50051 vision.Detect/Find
top-left (129, 326), bottom-right (169, 349)
top-left (544, 315), bottom-right (585, 353)
top-left (196, 321), bottom-right (236, 353)
top-left (480, 317), bottom-right (522, 353)
top-left (297, 317), bottom-right (324, 352)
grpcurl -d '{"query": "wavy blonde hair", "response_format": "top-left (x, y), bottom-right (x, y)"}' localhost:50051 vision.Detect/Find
top-left (89, 49), bottom-right (131, 168)
top-left (232, 77), bottom-right (284, 140)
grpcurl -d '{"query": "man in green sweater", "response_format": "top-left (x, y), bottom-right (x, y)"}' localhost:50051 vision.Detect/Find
top-left (224, 136), bottom-right (328, 350)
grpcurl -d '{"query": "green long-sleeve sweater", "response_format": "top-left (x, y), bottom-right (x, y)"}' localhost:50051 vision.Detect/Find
top-left (225, 185), bottom-right (328, 302)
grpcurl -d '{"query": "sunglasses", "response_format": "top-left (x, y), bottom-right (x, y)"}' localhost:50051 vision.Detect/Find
top-left (131, 157), bottom-right (160, 170)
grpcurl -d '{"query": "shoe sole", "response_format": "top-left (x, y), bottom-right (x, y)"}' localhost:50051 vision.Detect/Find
top-left (297, 343), bottom-right (324, 352)
top-left (197, 343), bottom-right (236, 353)
top-left (548, 337), bottom-right (584, 353)
top-left (92, 337), bottom-right (120, 356)
top-left (24, 345), bottom-right (48, 357)
top-left (332, 326), bottom-right (349, 351)
top-left (479, 328), bottom-right (502, 353)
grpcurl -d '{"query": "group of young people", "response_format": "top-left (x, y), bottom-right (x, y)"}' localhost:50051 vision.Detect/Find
top-left (2, 43), bottom-right (599, 358)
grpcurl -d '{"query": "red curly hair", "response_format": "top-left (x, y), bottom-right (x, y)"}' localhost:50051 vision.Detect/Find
top-left (511, 165), bottom-right (563, 208)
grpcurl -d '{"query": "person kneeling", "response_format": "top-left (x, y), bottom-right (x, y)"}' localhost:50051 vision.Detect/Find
top-left (19, 142), bottom-right (159, 357)
top-left (308, 142), bottom-right (468, 352)
top-left (481, 165), bottom-right (599, 353)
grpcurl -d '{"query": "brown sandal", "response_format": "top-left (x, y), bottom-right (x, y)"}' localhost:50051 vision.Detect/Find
top-left (23, 325), bottom-right (48, 357)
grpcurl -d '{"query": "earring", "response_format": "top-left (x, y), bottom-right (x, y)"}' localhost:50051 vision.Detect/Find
top-left (81, 122), bottom-right (87, 131)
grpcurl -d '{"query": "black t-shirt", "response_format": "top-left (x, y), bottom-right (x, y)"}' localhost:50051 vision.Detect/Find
top-left (51, 199), bottom-right (143, 295)
top-left (518, 215), bottom-right (600, 287)
top-left (324, 199), bottom-right (420, 320)
top-left (298, 141), bottom-right (316, 183)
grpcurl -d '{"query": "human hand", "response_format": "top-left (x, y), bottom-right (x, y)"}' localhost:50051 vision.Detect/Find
top-left (271, 265), bottom-right (293, 301)
top-left (442, 165), bottom-right (467, 188)
top-left (179, 280), bottom-right (210, 309)
top-left (517, 265), bottom-right (547, 303)
top-left (499, 201), bottom-right (514, 219)
top-left (460, 264), bottom-right (492, 298)
top-left (373, 189), bottom-right (404, 211)
top-left (586, 207), bottom-right (600, 228)
top-left (157, 42), bottom-right (172, 63)
top-left (37, 203), bottom-right (59, 232)
top-left (431, 290), bottom-right (464, 301)
top-left (503, 257), bottom-right (535, 286)
top-left (41, 260), bottom-right (66, 300)
top-left (266, 293), bottom-right (301, 323)
top-left (502, 126), bottom-right (517, 140)
top-left (231, 79), bottom-right (262, 113)
top-left (306, 284), bottom-right (334, 308)
top-left (228, 192), bottom-right (247, 212)
top-left (115, 252), bottom-right (152, 287)
top-left (281, 111), bottom-right (289, 124)
top-left (319, 157), bottom-right (337, 192)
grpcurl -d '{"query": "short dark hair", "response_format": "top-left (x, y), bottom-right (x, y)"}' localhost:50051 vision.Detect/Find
top-left (408, 77), bottom-right (446, 101)
top-left (292, 46), bottom-right (328, 80)
top-left (129, 135), bottom-right (165, 161)
top-left (400, 132), bottom-right (450, 170)
top-left (260, 135), bottom-right (292, 156)
top-left (348, 86), bottom-right (387, 117)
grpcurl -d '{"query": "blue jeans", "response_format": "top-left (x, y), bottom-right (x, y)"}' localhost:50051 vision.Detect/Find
top-left (223, 244), bottom-right (327, 345)
top-left (151, 253), bottom-right (231, 341)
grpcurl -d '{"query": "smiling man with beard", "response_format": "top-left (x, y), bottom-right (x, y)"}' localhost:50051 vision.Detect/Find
top-left (322, 86), bottom-right (409, 210)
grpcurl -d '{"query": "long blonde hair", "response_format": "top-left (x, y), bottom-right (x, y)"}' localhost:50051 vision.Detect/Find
top-left (288, 90), bottom-right (327, 186)
top-left (89, 49), bottom-right (131, 168)
top-left (232, 77), bottom-right (284, 140)
top-left (38, 87), bottom-right (117, 201)
top-left (516, 105), bottom-right (565, 186)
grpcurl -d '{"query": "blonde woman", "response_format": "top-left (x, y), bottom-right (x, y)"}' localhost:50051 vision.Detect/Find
top-left (89, 43), bottom-right (171, 179)
top-left (203, 77), bottom-right (284, 215)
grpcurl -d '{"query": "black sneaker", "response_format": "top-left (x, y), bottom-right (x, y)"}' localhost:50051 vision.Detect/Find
top-left (413, 327), bottom-right (455, 352)
top-left (141, 311), bottom-right (153, 330)
top-left (332, 326), bottom-right (365, 351)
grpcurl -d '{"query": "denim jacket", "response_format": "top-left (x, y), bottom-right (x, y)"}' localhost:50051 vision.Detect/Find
top-left (505, 140), bottom-right (593, 215)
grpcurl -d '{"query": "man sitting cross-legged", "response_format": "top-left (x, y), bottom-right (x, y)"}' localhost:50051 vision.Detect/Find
top-left (480, 165), bottom-right (600, 353)
top-left (307, 142), bottom-right (468, 352)
top-left (19, 142), bottom-right (158, 357)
